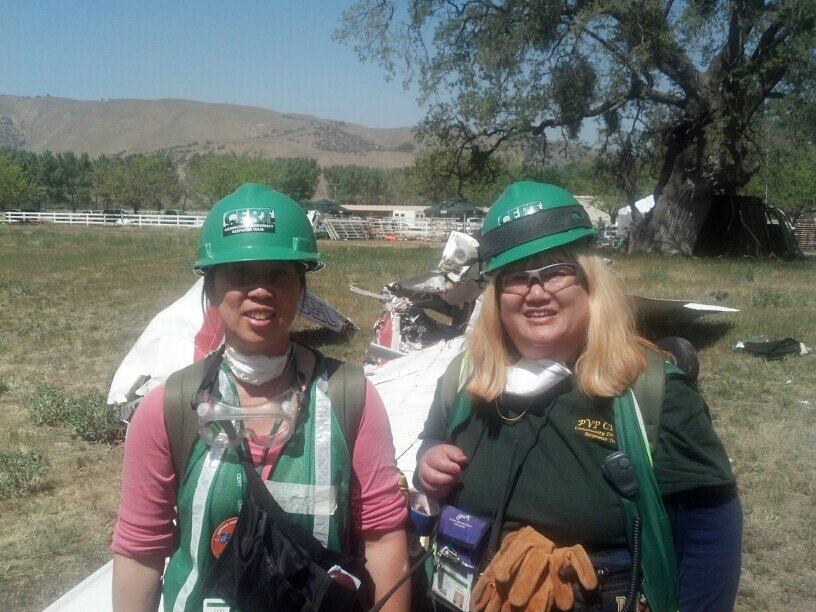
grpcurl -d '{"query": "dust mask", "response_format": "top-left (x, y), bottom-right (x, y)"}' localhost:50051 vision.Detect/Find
top-left (223, 344), bottom-right (292, 386)
top-left (504, 359), bottom-right (571, 396)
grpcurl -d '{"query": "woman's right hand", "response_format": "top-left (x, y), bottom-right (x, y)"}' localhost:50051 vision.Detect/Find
top-left (417, 443), bottom-right (468, 499)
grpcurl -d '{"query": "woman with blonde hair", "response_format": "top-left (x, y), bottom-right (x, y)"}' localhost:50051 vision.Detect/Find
top-left (415, 182), bottom-right (741, 611)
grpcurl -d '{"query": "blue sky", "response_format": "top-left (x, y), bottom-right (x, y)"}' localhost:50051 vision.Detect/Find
top-left (0, 0), bottom-right (425, 128)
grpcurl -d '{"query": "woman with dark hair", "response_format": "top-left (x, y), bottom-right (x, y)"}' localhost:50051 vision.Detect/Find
top-left (416, 182), bottom-right (741, 611)
top-left (112, 183), bottom-right (409, 611)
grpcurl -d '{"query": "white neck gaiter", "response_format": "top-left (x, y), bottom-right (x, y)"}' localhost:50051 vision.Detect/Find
top-left (504, 359), bottom-right (571, 396)
top-left (223, 344), bottom-right (292, 386)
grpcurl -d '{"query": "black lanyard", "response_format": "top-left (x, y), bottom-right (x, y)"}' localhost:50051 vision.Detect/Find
top-left (457, 394), bottom-right (558, 559)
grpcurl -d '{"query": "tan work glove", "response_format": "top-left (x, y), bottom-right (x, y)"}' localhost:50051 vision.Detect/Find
top-left (506, 550), bottom-right (553, 608)
top-left (470, 527), bottom-right (556, 611)
top-left (470, 530), bottom-right (518, 612)
top-left (549, 544), bottom-right (598, 610)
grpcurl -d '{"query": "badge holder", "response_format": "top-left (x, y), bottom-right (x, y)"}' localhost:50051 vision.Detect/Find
top-left (430, 505), bottom-right (490, 612)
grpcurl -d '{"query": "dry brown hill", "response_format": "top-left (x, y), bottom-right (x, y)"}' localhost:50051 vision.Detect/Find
top-left (0, 95), bottom-right (419, 168)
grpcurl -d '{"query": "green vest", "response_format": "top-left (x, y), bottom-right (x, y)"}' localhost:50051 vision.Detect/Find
top-left (162, 360), bottom-right (352, 612)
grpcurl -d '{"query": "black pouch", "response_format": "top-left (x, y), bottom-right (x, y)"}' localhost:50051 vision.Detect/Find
top-left (208, 446), bottom-right (367, 612)
top-left (572, 548), bottom-right (634, 612)
top-left (740, 337), bottom-right (806, 360)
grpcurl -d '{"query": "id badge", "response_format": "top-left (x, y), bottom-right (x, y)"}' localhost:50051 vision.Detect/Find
top-left (430, 507), bottom-right (491, 612)
top-left (431, 545), bottom-right (477, 612)
top-left (202, 598), bottom-right (230, 612)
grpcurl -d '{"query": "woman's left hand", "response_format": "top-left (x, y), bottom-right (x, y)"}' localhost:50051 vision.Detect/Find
top-left (416, 443), bottom-right (468, 499)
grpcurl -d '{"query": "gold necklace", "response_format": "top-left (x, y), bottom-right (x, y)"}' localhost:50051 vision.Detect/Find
top-left (495, 395), bottom-right (534, 423)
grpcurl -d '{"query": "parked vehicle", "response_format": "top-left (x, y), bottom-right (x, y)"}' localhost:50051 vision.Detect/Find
top-left (102, 209), bottom-right (126, 223)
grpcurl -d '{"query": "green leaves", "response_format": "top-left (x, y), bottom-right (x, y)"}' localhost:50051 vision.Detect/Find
top-left (324, 164), bottom-right (392, 204)
top-left (551, 55), bottom-right (597, 139)
top-left (93, 153), bottom-right (180, 213)
top-left (0, 151), bottom-right (38, 210)
top-left (338, 0), bottom-right (816, 233)
top-left (186, 153), bottom-right (320, 205)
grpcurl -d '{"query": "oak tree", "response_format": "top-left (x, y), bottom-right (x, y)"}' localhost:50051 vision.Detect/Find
top-left (338, 0), bottom-right (816, 255)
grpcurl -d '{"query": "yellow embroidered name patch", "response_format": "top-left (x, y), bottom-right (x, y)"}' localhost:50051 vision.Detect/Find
top-left (574, 418), bottom-right (615, 444)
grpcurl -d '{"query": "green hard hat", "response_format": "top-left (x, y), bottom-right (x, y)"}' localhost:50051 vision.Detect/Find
top-left (480, 181), bottom-right (597, 272)
top-left (194, 183), bottom-right (323, 274)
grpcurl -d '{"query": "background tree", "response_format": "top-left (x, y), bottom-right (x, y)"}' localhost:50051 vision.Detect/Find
top-left (270, 157), bottom-right (321, 203)
top-left (186, 153), bottom-right (320, 205)
top-left (742, 92), bottom-right (816, 220)
top-left (0, 152), bottom-right (40, 210)
top-left (93, 154), bottom-right (180, 212)
top-left (36, 150), bottom-right (65, 209)
top-left (338, 0), bottom-right (816, 256)
top-left (593, 110), bottom-right (662, 226)
top-left (400, 148), bottom-right (510, 207)
top-left (58, 151), bottom-right (93, 211)
top-left (186, 153), bottom-right (244, 205)
top-left (324, 165), bottom-right (392, 204)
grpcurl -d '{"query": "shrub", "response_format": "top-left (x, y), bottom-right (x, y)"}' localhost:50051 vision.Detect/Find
top-left (0, 278), bottom-right (45, 296)
top-left (28, 383), bottom-right (73, 426)
top-left (0, 449), bottom-right (50, 498)
top-left (27, 384), bottom-right (125, 444)
top-left (751, 289), bottom-right (794, 308)
top-left (0, 378), bottom-right (9, 396)
top-left (69, 390), bottom-right (126, 444)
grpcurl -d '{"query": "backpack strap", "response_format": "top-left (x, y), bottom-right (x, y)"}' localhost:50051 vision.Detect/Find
top-left (630, 349), bottom-right (666, 455)
top-left (163, 350), bottom-right (223, 485)
top-left (630, 348), bottom-right (686, 454)
top-left (441, 352), bottom-right (472, 439)
top-left (324, 357), bottom-right (366, 458)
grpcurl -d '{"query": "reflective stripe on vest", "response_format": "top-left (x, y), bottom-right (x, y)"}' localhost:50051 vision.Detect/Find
top-left (163, 363), bottom-right (351, 612)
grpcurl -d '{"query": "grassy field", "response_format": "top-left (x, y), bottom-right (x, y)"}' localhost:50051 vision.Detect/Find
top-left (0, 224), bottom-right (814, 610)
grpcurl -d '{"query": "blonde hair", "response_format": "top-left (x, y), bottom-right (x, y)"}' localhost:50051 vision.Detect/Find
top-left (465, 244), bottom-right (652, 401)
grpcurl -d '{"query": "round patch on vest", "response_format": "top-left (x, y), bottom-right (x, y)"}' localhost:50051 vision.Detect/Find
top-left (210, 517), bottom-right (238, 558)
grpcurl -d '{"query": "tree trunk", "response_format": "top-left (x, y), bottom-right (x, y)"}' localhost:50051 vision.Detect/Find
top-left (628, 148), bottom-right (712, 255)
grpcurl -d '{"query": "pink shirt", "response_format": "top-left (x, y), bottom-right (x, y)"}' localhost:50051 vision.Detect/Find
top-left (113, 378), bottom-right (406, 558)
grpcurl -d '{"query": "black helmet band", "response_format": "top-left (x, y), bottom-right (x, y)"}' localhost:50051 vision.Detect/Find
top-left (479, 205), bottom-right (593, 261)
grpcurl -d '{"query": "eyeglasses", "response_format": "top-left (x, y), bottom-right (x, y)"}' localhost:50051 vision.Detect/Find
top-left (499, 263), bottom-right (581, 296)
top-left (217, 263), bottom-right (300, 289)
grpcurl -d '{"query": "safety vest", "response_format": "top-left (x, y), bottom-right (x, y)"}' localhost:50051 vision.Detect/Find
top-left (162, 361), bottom-right (352, 612)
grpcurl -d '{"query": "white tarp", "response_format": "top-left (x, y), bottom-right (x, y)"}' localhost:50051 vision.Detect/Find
top-left (107, 279), bottom-right (222, 405)
top-left (616, 195), bottom-right (655, 236)
top-left (366, 337), bottom-right (465, 481)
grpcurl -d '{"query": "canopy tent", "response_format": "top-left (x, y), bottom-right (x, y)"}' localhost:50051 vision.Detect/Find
top-left (423, 197), bottom-right (484, 218)
top-left (304, 199), bottom-right (350, 216)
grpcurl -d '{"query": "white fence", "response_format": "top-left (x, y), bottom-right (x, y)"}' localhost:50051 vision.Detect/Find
top-left (323, 217), bottom-right (483, 241)
top-left (3, 210), bottom-right (486, 241)
top-left (3, 210), bottom-right (205, 228)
